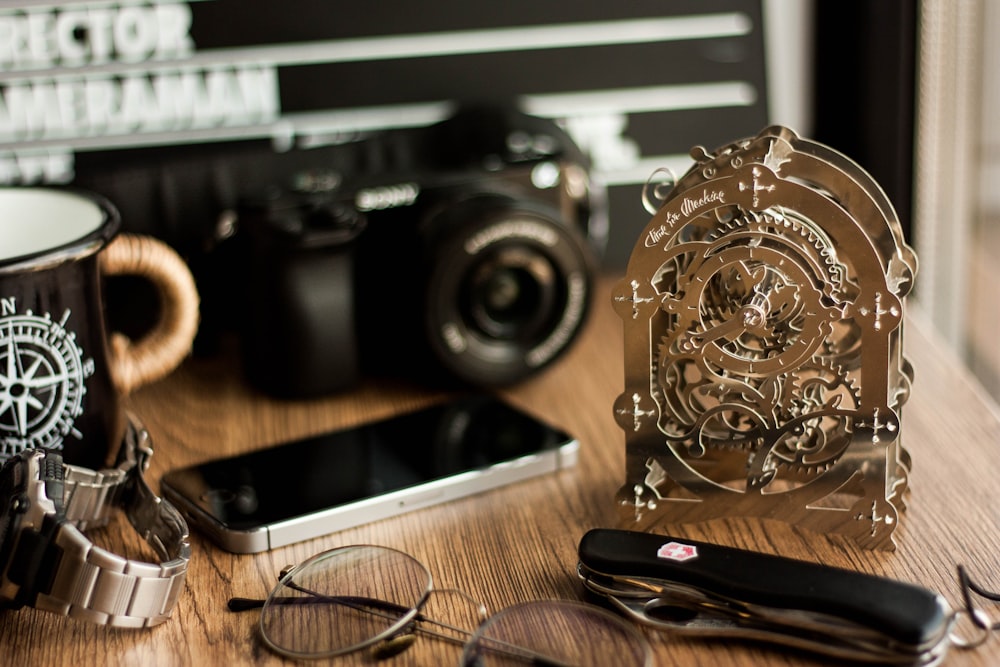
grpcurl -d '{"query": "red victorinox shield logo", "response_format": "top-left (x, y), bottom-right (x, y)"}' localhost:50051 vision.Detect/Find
top-left (657, 541), bottom-right (699, 562)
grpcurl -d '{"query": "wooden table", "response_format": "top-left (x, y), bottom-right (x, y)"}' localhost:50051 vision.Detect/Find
top-left (5, 275), bottom-right (1000, 666)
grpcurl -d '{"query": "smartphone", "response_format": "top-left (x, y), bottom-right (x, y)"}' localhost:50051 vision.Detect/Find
top-left (160, 395), bottom-right (578, 553)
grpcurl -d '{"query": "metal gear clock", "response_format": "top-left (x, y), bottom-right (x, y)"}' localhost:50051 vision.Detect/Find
top-left (0, 303), bottom-right (94, 458)
top-left (613, 126), bottom-right (918, 550)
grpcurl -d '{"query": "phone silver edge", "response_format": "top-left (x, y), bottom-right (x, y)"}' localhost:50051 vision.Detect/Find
top-left (161, 439), bottom-right (579, 554)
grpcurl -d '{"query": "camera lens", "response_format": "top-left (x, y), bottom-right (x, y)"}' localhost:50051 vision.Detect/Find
top-left (424, 196), bottom-right (593, 387)
top-left (465, 248), bottom-right (556, 340)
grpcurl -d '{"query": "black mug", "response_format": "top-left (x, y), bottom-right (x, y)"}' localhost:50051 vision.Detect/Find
top-left (0, 187), bottom-right (199, 469)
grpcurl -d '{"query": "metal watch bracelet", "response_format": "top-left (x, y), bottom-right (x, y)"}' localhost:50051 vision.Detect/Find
top-left (36, 417), bottom-right (191, 628)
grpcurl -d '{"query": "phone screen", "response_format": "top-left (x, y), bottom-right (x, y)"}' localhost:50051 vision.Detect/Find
top-left (161, 395), bottom-right (576, 550)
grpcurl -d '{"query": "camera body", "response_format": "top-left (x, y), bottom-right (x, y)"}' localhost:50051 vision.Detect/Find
top-left (238, 107), bottom-right (601, 397)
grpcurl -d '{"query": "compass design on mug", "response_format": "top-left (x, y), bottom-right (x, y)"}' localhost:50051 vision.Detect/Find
top-left (0, 300), bottom-right (94, 457)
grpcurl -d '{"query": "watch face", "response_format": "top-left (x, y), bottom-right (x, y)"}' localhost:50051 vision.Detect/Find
top-left (0, 450), bottom-right (64, 608)
top-left (0, 454), bottom-right (26, 593)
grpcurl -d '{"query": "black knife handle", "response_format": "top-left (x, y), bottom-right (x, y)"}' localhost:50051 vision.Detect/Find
top-left (578, 528), bottom-right (951, 648)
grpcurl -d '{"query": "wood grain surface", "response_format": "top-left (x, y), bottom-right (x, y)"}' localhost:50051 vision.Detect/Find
top-left (4, 275), bottom-right (1000, 666)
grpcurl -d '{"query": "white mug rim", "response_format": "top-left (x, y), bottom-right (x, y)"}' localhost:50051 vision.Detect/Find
top-left (0, 187), bottom-right (118, 268)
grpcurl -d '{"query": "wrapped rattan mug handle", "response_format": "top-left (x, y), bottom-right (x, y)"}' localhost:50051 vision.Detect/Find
top-left (100, 233), bottom-right (200, 395)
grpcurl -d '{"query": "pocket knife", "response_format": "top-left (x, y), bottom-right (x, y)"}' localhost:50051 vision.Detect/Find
top-left (578, 529), bottom-right (953, 665)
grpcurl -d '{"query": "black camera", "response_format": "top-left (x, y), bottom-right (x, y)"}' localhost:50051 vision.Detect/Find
top-left (236, 107), bottom-right (601, 397)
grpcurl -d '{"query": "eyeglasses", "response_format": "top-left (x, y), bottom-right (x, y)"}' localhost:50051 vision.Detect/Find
top-left (228, 544), bottom-right (654, 665)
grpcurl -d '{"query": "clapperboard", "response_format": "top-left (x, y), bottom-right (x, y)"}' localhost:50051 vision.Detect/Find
top-left (0, 0), bottom-right (775, 267)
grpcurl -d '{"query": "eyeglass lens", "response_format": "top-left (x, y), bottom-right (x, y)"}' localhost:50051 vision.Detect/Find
top-left (462, 600), bottom-right (653, 666)
top-left (260, 545), bottom-right (432, 658)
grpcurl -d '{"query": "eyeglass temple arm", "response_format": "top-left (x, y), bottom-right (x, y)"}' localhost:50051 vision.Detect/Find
top-left (227, 597), bottom-right (266, 612)
top-left (226, 592), bottom-right (414, 616)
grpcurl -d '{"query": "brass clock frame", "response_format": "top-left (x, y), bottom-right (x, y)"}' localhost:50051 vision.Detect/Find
top-left (613, 126), bottom-right (917, 550)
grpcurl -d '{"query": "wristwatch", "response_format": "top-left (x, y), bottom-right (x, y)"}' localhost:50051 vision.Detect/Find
top-left (0, 418), bottom-right (190, 628)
